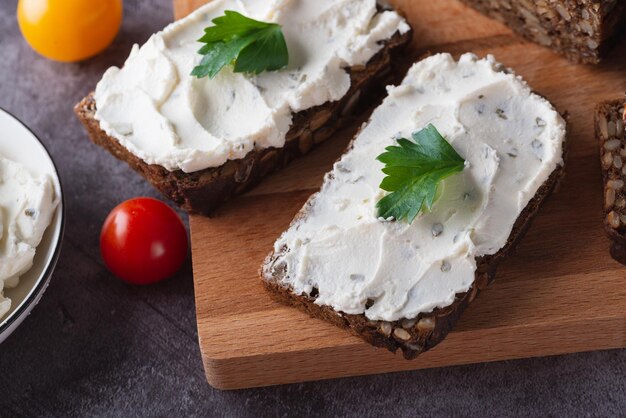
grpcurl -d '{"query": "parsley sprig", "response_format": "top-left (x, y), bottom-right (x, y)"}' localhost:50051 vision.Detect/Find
top-left (191, 10), bottom-right (289, 79)
top-left (376, 124), bottom-right (465, 224)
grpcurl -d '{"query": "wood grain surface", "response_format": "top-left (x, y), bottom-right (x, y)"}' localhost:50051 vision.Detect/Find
top-left (175, 0), bottom-right (626, 390)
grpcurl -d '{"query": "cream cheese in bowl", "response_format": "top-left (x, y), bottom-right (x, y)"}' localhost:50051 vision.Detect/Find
top-left (0, 155), bottom-right (59, 318)
top-left (0, 108), bottom-right (64, 343)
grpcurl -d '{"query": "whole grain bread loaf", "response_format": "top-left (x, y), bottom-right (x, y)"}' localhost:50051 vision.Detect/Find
top-left (75, 28), bottom-right (412, 215)
top-left (262, 111), bottom-right (567, 360)
top-left (595, 98), bottom-right (626, 263)
top-left (460, 0), bottom-right (626, 64)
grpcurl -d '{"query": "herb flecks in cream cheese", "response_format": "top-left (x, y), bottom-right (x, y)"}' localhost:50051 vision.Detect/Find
top-left (94, 0), bottom-right (410, 173)
top-left (271, 53), bottom-right (566, 322)
top-left (0, 155), bottom-right (58, 319)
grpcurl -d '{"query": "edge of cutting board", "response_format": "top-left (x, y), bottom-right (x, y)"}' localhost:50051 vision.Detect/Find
top-left (177, 0), bottom-right (626, 389)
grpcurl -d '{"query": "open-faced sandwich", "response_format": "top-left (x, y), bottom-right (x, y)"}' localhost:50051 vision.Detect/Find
top-left (75, 0), bottom-right (412, 214)
top-left (263, 53), bottom-right (567, 359)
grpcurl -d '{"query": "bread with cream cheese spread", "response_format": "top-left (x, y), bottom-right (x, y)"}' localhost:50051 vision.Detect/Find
top-left (75, 3), bottom-right (412, 215)
top-left (459, 0), bottom-right (626, 64)
top-left (596, 98), bottom-right (626, 264)
top-left (262, 53), bottom-right (567, 359)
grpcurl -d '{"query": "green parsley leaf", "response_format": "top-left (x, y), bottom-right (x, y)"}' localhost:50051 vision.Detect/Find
top-left (376, 124), bottom-right (465, 224)
top-left (191, 10), bottom-right (289, 79)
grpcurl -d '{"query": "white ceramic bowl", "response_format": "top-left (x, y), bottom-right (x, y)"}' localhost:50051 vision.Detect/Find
top-left (0, 108), bottom-right (65, 343)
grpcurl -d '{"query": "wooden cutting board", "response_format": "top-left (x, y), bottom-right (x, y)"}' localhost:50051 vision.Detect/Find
top-left (175, 0), bottom-right (626, 390)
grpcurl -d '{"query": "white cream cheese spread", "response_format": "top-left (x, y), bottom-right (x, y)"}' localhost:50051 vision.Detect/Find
top-left (94, 0), bottom-right (410, 173)
top-left (0, 154), bottom-right (58, 319)
top-left (270, 53), bottom-right (566, 322)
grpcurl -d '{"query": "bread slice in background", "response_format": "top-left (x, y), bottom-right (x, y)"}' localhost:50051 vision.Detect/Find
top-left (262, 53), bottom-right (567, 359)
top-left (596, 98), bottom-right (626, 263)
top-left (459, 0), bottom-right (626, 64)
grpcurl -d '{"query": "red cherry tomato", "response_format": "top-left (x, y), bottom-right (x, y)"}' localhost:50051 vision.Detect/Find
top-left (100, 198), bottom-right (188, 285)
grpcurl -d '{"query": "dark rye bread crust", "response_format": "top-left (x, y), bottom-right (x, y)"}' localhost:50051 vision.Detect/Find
top-left (262, 124), bottom-right (567, 360)
top-left (74, 28), bottom-right (412, 215)
top-left (595, 98), bottom-right (626, 264)
top-left (459, 0), bottom-right (626, 64)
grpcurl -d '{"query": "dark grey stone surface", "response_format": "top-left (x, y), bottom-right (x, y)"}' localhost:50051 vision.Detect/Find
top-left (1, 1), bottom-right (625, 416)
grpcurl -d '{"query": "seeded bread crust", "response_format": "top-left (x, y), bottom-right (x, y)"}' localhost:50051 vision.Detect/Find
top-left (262, 122), bottom-right (567, 360)
top-left (459, 0), bottom-right (626, 64)
top-left (595, 98), bottom-right (626, 264)
top-left (74, 28), bottom-right (412, 215)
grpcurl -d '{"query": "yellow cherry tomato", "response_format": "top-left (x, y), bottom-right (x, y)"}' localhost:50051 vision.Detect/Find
top-left (17, 0), bottom-right (123, 62)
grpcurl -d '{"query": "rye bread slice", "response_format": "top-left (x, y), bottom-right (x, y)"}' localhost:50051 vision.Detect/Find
top-left (459, 0), bottom-right (626, 64)
top-left (74, 28), bottom-right (412, 216)
top-left (261, 101), bottom-right (567, 360)
top-left (595, 98), bottom-right (626, 264)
